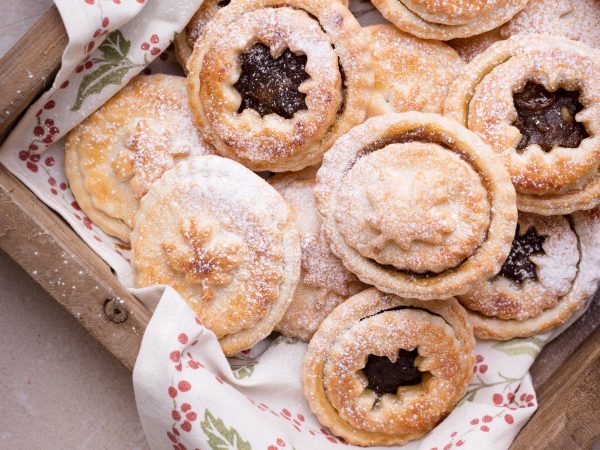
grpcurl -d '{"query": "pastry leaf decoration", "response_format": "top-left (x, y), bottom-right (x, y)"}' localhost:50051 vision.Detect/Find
top-left (72, 30), bottom-right (138, 111)
top-left (492, 336), bottom-right (546, 358)
top-left (111, 119), bottom-right (190, 198)
top-left (201, 409), bottom-right (252, 450)
top-left (162, 219), bottom-right (241, 301)
top-left (367, 172), bottom-right (456, 251)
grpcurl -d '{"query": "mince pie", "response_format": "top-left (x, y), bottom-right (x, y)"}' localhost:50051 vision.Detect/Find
top-left (270, 167), bottom-right (367, 341)
top-left (369, 0), bottom-right (530, 40)
top-left (303, 288), bottom-right (475, 446)
top-left (186, 0), bottom-right (373, 172)
top-left (366, 24), bottom-right (465, 117)
top-left (65, 75), bottom-right (213, 243)
top-left (131, 156), bottom-right (301, 355)
top-left (445, 35), bottom-right (600, 215)
top-left (459, 207), bottom-right (600, 339)
top-left (315, 112), bottom-right (517, 300)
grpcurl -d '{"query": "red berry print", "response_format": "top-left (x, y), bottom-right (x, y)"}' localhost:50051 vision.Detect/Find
top-left (181, 403), bottom-right (191, 412)
top-left (151, 47), bottom-right (161, 56)
top-left (480, 425), bottom-right (489, 432)
top-left (83, 217), bottom-right (93, 230)
top-left (71, 201), bottom-right (81, 210)
top-left (268, 446), bottom-right (277, 450)
top-left (42, 135), bottom-right (53, 144)
top-left (171, 410), bottom-right (181, 421)
top-left (85, 0), bottom-right (94, 4)
top-left (29, 144), bottom-right (38, 150)
top-left (50, 188), bottom-right (58, 195)
top-left (170, 351), bottom-right (181, 362)
top-left (48, 177), bottom-right (56, 186)
top-left (456, 440), bottom-right (464, 447)
top-left (150, 34), bottom-right (159, 43)
top-left (76, 65), bottom-right (84, 73)
top-left (168, 386), bottom-right (177, 398)
top-left (30, 154), bottom-right (40, 162)
top-left (50, 126), bottom-right (60, 135)
top-left (185, 412), bottom-right (197, 421)
top-left (166, 431), bottom-right (177, 443)
top-left (60, 80), bottom-right (69, 89)
top-left (102, 17), bottom-right (110, 27)
top-left (44, 118), bottom-right (54, 127)
top-left (45, 157), bottom-right (55, 167)
top-left (178, 380), bottom-right (191, 392)
top-left (84, 60), bottom-right (93, 70)
top-left (137, 0), bottom-right (145, 3)
top-left (44, 100), bottom-right (55, 109)
top-left (482, 415), bottom-right (493, 423)
top-left (470, 418), bottom-right (479, 425)
top-left (86, 42), bottom-right (95, 53)
top-left (493, 393), bottom-right (503, 405)
top-left (93, 28), bottom-right (102, 38)
top-left (34, 126), bottom-right (44, 137)
top-left (188, 360), bottom-right (200, 369)
top-left (178, 333), bottom-right (188, 344)
top-left (443, 444), bottom-right (452, 450)
top-left (276, 438), bottom-right (285, 446)
top-left (175, 363), bottom-right (183, 372)
top-left (26, 161), bottom-right (38, 173)
top-left (141, 42), bottom-right (150, 50)
top-left (475, 355), bottom-right (483, 363)
top-left (18, 151), bottom-right (29, 161)
top-left (180, 421), bottom-right (192, 432)
top-left (450, 432), bottom-right (457, 438)
top-left (479, 364), bottom-right (488, 374)
top-left (504, 414), bottom-right (514, 425)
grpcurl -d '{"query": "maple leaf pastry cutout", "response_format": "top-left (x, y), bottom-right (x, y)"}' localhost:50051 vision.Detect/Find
top-left (366, 170), bottom-right (456, 252)
top-left (161, 219), bottom-right (242, 302)
top-left (111, 119), bottom-right (191, 198)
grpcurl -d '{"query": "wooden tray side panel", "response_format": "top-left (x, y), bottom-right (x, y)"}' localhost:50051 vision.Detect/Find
top-left (0, 165), bottom-right (150, 369)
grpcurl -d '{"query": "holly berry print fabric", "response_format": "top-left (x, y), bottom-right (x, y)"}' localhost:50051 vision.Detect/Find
top-left (0, 1), bottom-right (586, 449)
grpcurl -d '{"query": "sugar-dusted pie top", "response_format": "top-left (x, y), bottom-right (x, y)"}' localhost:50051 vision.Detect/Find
top-left (131, 155), bottom-right (300, 355)
top-left (336, 142), bottom-right (490, 273)
top-left (402, 0), bottom-right (511, 26)
top-left (65, 74), bottom-right (212, 243)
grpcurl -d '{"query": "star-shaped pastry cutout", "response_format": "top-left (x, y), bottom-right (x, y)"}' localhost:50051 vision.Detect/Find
top-left (162, 219), bottom-right (241, 302)
top-left (366, 170), bottom-right (456, 252)
top-left (112, 119), bottom-right (191, 198)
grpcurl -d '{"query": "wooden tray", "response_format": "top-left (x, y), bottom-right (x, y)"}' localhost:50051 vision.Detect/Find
top-left (1, 7), bottom-right (599, 449)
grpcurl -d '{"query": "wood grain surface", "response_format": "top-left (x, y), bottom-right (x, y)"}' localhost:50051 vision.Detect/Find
top-left (0, 4), bottom-right (599, 449)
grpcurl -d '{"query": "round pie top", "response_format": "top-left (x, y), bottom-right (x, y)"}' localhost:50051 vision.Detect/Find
top-left (462, 206), bottom-right (600, 339)
top-left (269, 167), bottom-right (367, 341)
top-left (131, 155), bottom-right (301, 356)
top-left (369, 0), bottom-right (530, 40)
top-left (450, 0), bottom-right (600, 62)
top-left (186, 0), bottom-right (372, 172)
top-left (365, 24), bottom-right (465, 117)
top-left (65, 74), bottom-right (212, 243)
top-left (315, 112), bottom-right (517, 300)
top-left (303, 288), bottom-right (475, 446)
top-left (337, 142), bottom-right (490, 273)
top-left (445, 35), bottom-right (600, 215)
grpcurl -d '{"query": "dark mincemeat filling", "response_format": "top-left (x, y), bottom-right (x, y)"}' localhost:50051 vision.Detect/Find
top-left (499, 224), bottom-right (546, 283)
top-left (217, 0), bottom-right (230, 7)
top-left (513, 82), bottom-right (589, 152)
top-left (234, 43), bottom-right (309, 119)
top-left (362, 349), bottom-right (422, 396)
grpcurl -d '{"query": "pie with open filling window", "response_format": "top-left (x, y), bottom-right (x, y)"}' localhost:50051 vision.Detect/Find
top-left (131, 156), bottom-right (301, 356)
top-left (186, 0), bottom-right (373, 172)
top-left (458, 208), bottom-right (600, 340)
top-left (315, 112), bottom-right (517, 300)
top-left (303, 288), bottom-right (475, 447)
top-left (445, 35), bottom-right (600, 215)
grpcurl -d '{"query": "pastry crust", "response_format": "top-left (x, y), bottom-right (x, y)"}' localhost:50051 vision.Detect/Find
top-left (315, 112), bottom-right (517, 300)
top-left (445, 35), bottom-right (600, 215)
top-left (466, 207), bottom-right (600, 339)
top-left (186, 0), bottom-right (373, 172)
top-left (450, 0), bottom-right (600, 62)
top-left (270, 167), bottom-right (367, 341)
top-left (370, 0), bottom-right (530, 40)
top-left (303, 288), bottom-right (475, 447)
top-left (65, 74), bottom-right (213, 243)
top-left (365, 24), bottom-right (465, 117)
top-left (131, 156), bottom-right (301, 356)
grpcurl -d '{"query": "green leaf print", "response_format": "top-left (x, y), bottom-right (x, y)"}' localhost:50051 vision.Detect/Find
top-left (71, 30), bottom-right (137, 111)
top-left (201, 410), bottom-right (252, 450)
top-left (232, 363), bottom-right (257, 380)
top-left (493, 336), bottom-right (546, 358)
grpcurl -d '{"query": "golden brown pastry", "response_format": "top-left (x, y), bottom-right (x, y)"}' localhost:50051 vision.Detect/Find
top-left (269, 167), bottom-right (367, 341)
top-left (450, 0), bottom-right (600, 62)
top-left (131, 156), bottom-right (301, 356)
top-left (303, 288), bottom-right (475, 446)
top-left (445, 35), bottom-right (600, 215)
top-left (370, 0), bottom-right (530, 40)
top-left (186, 0), bottom-right (373, 172)
top-left (365, 24), bottom-right (465, 117)
top-left (315, 112), bottom-right (517, 300)
top-left (459, 208), bottom-right (600, 339)
top-left (65, 74), bottom-right (213, 243)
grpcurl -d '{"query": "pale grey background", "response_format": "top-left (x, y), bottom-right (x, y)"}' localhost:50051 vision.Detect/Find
top-left (0, 2), bottom-right (149, 449)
